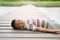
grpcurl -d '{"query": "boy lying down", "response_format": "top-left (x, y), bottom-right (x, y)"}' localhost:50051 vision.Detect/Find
top-left (11, 19), bottom-right (60, 34)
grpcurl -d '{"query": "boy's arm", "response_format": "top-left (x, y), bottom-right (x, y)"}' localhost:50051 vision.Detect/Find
top-left (36, 27), bottom-right (57, 33)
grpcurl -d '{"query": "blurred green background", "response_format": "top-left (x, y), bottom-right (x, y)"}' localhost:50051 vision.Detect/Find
top-left (0, 0), bottom-right (60, 6)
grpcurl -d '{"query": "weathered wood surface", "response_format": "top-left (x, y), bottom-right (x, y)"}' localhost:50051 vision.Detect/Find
top-left (0, 5), bottom-right (60, 40)
top-left (0, 26), bottom-right (60, 40)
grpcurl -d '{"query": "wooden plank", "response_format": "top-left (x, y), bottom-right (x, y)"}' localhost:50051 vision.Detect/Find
top-left (0, 27), bottom-right (12, 29)
top-left (0, 23), bottom-right (10, 24)
top-left (0, 20), bottom-right (11, 23)
top-left (0, 21), bottom-right (11, 23)
top-left (0, 24), bottom-right (10, 26)
top-left (0, 24), bottom-right (11, 26)
top-left (0, 38), bottom-right (60, 40)
top-left (0, 25), bottom-right (11, 27)
top-left (0, 27), bottom-right (11, 28)
top-left (0, 33), bottom-right (60, 38)
top-left (0, 25), bottom-right (10, 27)
top-left (0, 29), bottom-right (35, 33)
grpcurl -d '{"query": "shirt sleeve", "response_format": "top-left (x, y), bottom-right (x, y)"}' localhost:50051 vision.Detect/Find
top-left (41, 19), bottom-right (48, 28)
top-left (37, 19), bottom-right (40, 27)
top-left (25, 19), bottom-right (36, 31)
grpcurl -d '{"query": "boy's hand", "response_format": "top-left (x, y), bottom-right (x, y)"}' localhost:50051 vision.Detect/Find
top-left (55, 30), bottom-right (60, 34)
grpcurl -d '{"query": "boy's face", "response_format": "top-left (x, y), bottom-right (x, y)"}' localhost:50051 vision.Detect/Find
top-left (15, 20), bottom-right (25, 29)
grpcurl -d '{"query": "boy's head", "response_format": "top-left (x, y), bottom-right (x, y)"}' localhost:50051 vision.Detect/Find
top-left (11, 19), bottom-right (25, 30)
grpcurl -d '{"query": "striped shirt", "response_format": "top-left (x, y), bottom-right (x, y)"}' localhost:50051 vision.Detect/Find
top-left (24, 19), bottom-right (48, 31)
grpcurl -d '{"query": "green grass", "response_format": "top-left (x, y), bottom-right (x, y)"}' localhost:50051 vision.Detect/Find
top-left (0, 1), bottom-right (60, 7)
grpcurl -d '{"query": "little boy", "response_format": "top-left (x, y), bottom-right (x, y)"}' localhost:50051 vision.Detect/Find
top-left (11, 19), bottom-right (60, 34)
